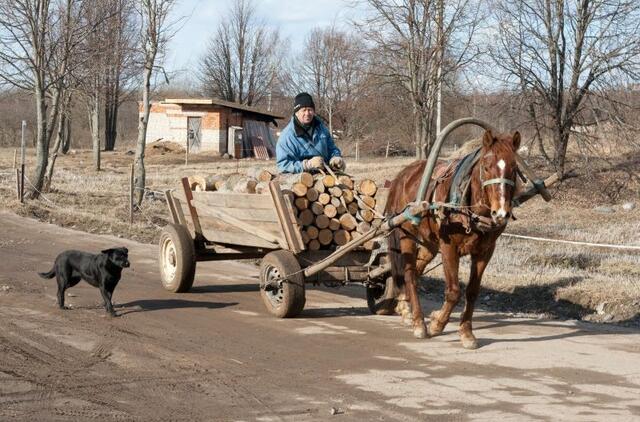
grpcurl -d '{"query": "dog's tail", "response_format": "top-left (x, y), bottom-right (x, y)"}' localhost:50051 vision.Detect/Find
top-left (38, 267), bottom-right (56, 279)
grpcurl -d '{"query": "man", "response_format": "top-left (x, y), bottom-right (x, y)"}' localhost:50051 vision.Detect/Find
top-left (276, 92), bottom-right (346, 173)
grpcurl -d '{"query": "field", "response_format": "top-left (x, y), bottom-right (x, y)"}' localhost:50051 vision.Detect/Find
top-left (0, 144), bottom-right (639, 325)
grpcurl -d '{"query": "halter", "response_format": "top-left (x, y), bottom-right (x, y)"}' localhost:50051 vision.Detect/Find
top-left (479, 153), bottom-right (516, 190)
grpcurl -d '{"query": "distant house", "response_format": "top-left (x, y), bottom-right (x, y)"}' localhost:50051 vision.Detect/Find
top-left (141, 98), bottom-right (284, 158)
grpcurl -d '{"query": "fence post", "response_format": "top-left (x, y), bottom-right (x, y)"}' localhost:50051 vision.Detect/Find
top-left (129, 163), bottom-right (134, 224)
top-left (13, 149), bottom-right (16, 169)
top-left (355, 142), bottom-right (359, 161)
top-left (385, 141), bottom-right (390, 158)
top-left (20, 121), bottom-right (26, 203)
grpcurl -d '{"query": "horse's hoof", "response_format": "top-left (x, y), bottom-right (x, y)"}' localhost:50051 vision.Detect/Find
top-left (413, 323), bottom-right (428, 339)
top-left (461, 335), bottom-right (479, 350)
top-left (428, 321), bottom-right (444, 337)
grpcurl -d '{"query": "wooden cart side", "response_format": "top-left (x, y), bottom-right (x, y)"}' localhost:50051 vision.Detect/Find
top-left (172, 179), bottom-right (287, 250)
top-left (269, 181), bottom-right (305, 254)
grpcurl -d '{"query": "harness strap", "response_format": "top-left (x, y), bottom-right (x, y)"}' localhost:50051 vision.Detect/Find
top-left (482, 178), bottom-right (515, 188)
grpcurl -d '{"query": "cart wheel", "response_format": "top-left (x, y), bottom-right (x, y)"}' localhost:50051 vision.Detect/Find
top-left (366, 276), bottom-right (395, 315)
top-left (260, 250), bottom-right (305, 318)
top-left (159, 224), bottom-right (196, 293)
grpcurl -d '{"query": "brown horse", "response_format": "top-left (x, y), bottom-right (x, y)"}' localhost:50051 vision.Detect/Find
top-left (384, 129), bottom-right (521, 348)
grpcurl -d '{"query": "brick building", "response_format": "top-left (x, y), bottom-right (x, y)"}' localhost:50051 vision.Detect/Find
top-left (142, 98), bottom-right (284, 157)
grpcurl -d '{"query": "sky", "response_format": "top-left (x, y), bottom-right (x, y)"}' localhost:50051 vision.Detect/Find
top-left (164, 0), bottom-right (361, 79)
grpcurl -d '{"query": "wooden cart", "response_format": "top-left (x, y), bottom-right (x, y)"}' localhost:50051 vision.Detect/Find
top-left (159, 177), bottom-right (392, 318)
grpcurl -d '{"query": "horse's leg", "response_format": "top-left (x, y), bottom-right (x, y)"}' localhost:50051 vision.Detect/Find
top-left (397, 245), bottom-right (435, 326)
top-left (428, 243), bottom-right (460, 336)
top-left (459, 247), bottom-right (495, 349)
top-left (400, 236), bottom-right (428, 338)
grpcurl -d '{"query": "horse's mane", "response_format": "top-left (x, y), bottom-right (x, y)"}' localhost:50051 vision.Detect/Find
top-left (442, 137), bottom-right (483, 160)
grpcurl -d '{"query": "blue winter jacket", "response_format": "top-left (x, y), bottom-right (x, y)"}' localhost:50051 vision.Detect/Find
top-left (276, 116), bottom-right (341, 173)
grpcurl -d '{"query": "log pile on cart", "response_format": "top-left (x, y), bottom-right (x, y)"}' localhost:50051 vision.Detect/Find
top-left (187, 170), bottom-right (388, 251)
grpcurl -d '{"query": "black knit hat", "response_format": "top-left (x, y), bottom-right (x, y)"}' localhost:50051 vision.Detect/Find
top-left (293, 92), bottom-right (315, 112)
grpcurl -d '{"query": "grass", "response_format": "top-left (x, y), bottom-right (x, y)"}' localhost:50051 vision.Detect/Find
top-left (0, 145), bottom-right (638, 325)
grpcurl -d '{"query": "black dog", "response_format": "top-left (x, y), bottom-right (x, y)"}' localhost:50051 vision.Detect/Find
top-left (38, 248), bottom-right (130, 316)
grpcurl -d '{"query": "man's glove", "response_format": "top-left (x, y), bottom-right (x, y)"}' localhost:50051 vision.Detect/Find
top-left (329, 156), bottom-right (346, 171)
top-left (303, 156), bottom-right (324, 171)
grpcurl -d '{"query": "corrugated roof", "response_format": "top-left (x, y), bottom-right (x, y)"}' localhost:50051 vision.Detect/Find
top-left (163, 98), bottom-right (284, 120)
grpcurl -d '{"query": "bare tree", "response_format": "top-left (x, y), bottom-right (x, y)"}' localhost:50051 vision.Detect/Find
top-left (0, 0), bottom-right (87, 198)
top-left (285, 27), bottom-right (367, 137)
top-left (103, 0), bottom-right (137, 151)
top-left (491, 0), bottom-right (640, 177)
top-left (356, 0), bottom-right (482, 158)
top-left (133, 0), bottom-right (178, 206)
top-left (198, 0), bottom-right (281, 106)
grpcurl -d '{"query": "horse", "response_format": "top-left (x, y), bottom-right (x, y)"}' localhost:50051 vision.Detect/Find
top-left (383, 129), bottom-right (521, 349)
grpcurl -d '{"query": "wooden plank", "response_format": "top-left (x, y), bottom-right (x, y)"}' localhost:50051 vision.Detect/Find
top-left (269, 181), bottom-right (305, 253)
top-left (181, 177), bottom-right (205, 242)
top-left (201, 228), bottom-right (280, 249)
top-left (172, 196), bottom-right (188, 226)
top-left (374, 187), bottom-right (390, 215)
top-left (195, 215), bottom-right (281, 235)
top-left (191, 191), bottom-right (275, 209)
top-left (165, 190), bottom-right (180, 225)
top-left (192, 199), bottom-right (287, 248)
top-left (283, 190), bottom-right (306, 251)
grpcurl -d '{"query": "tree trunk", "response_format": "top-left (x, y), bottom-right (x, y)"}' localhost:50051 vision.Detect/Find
top-left (134, 61), bottom-right (154, 206)
top-left (104, 69), bottom-right (120, 151)
top-left (89, 87), bottom-right (101, 171)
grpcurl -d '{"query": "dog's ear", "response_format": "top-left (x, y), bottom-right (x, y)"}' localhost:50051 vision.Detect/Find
top-left (101, 248), bottom-right (114, 255)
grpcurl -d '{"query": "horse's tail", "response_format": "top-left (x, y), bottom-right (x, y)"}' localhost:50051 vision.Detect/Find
top-left (38, 267), bottom-right (56, 279)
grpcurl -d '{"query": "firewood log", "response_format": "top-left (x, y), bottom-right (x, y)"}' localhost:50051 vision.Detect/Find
top-left (246, 167), bottom-right (274, 182)
top-left (333, 230), bottom-right (351, 246)
top-left (322, 175), bottom-right (335, 188)
top-left (347, 202), bottom-right (359, 215)
top-left (301, 231), bottom-right (310, 244)
top-left (298, 209), bottom-right (314, 226)
top-left (315, 214), bottom-right (330, 229)
top-left (291, 183), bottom-right (308, 197)
top-left (308, 239), bottom-right (321, 250)
top-left (357, 209), bottom-right (375, 223)
top-left (318, 192), bottom-right (331, 205)
top-left (306, 188), bottom-right (319, 202)
top-left (328, 218), bottom-right (341, 231)
top-left (336, 204), bottom-right (347, 215)
top-left (342, 189), bottom-right (354, 204)
top-left (328, 186), bottom-right (342, 197)
top-left (337, 175), bottom-right (354, 189)
top-left (294, 197), bottom-right (310, 210)
top-left (357, 179), bottom-right (377, 197)
top-left (339, 214), bottom-right (357, 231)
top-left (324, 204), bottom-right (338, 218)
top-left (356, 195), bottom-right (376, 210)
top-left (306, 225), bottom-right (319, 240)
top-left (318, 229), bottom-right (333, 246)
top-left (330, 197), bottom-right (341, 208)
top-left (356, 221), bottom-right (371, 233)
top-left (313, 178), bottom-right (325, 193)
top-left (311, 201), bottom-right (325, 215)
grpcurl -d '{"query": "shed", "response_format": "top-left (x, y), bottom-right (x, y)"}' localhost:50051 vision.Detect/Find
top-left (142, 98), bottom-right (284, 158)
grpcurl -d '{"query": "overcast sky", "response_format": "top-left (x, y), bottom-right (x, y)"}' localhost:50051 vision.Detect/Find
top-left (165, 0), bottom-right (361, 78)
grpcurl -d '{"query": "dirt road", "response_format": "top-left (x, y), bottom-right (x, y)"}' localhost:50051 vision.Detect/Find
top-left (1, 212), bottom-right (639, 421)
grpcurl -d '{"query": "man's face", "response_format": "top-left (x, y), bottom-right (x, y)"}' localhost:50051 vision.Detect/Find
top-left (295, 107), bottom-right (315, 125)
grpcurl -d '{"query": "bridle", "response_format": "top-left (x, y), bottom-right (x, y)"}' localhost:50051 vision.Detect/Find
top-left (478, 153), bottom-right (516, 191)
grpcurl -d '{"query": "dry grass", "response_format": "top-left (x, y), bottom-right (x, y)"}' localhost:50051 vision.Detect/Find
top-left (0, 146), bottom-right (638, 325)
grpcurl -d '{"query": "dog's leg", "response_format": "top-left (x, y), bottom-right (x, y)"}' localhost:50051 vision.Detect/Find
top-left (100, 287), bottom-right (116, 316)
top-left (55, 274), bottom-right (66, 309)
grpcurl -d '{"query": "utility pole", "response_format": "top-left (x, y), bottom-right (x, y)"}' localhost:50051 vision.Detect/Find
top-left (436, 0), bottom-right (444, 136)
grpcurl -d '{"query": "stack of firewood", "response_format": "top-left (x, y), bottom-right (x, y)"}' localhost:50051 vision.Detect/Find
top-left (275, 172), bottom-right (383, 250)
top-left (187, 169), bottom-right (384, 250)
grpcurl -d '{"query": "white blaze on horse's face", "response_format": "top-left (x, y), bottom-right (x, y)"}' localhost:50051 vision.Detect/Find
top-left (496, 159), bottom-right (508, 220)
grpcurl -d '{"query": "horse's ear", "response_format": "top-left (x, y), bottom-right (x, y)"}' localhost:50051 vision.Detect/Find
top-left (512, 131), bottom-right (521, 150)
top-left (482, 130), bottom-right (495, 147)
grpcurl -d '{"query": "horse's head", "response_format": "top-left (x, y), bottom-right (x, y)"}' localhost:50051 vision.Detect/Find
top-left (478, 129), bottom-right (520, 226)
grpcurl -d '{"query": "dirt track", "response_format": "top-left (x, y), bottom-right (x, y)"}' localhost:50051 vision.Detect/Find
top-left (1, 211), bottom-right (639, 421)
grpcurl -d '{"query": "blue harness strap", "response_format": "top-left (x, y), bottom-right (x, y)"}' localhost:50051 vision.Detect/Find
top-left (448, 148), bottom-right (481, 206)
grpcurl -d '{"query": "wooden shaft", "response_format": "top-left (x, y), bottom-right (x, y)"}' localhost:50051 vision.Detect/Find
top-left (514, 153), bottom-right (552, 202)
